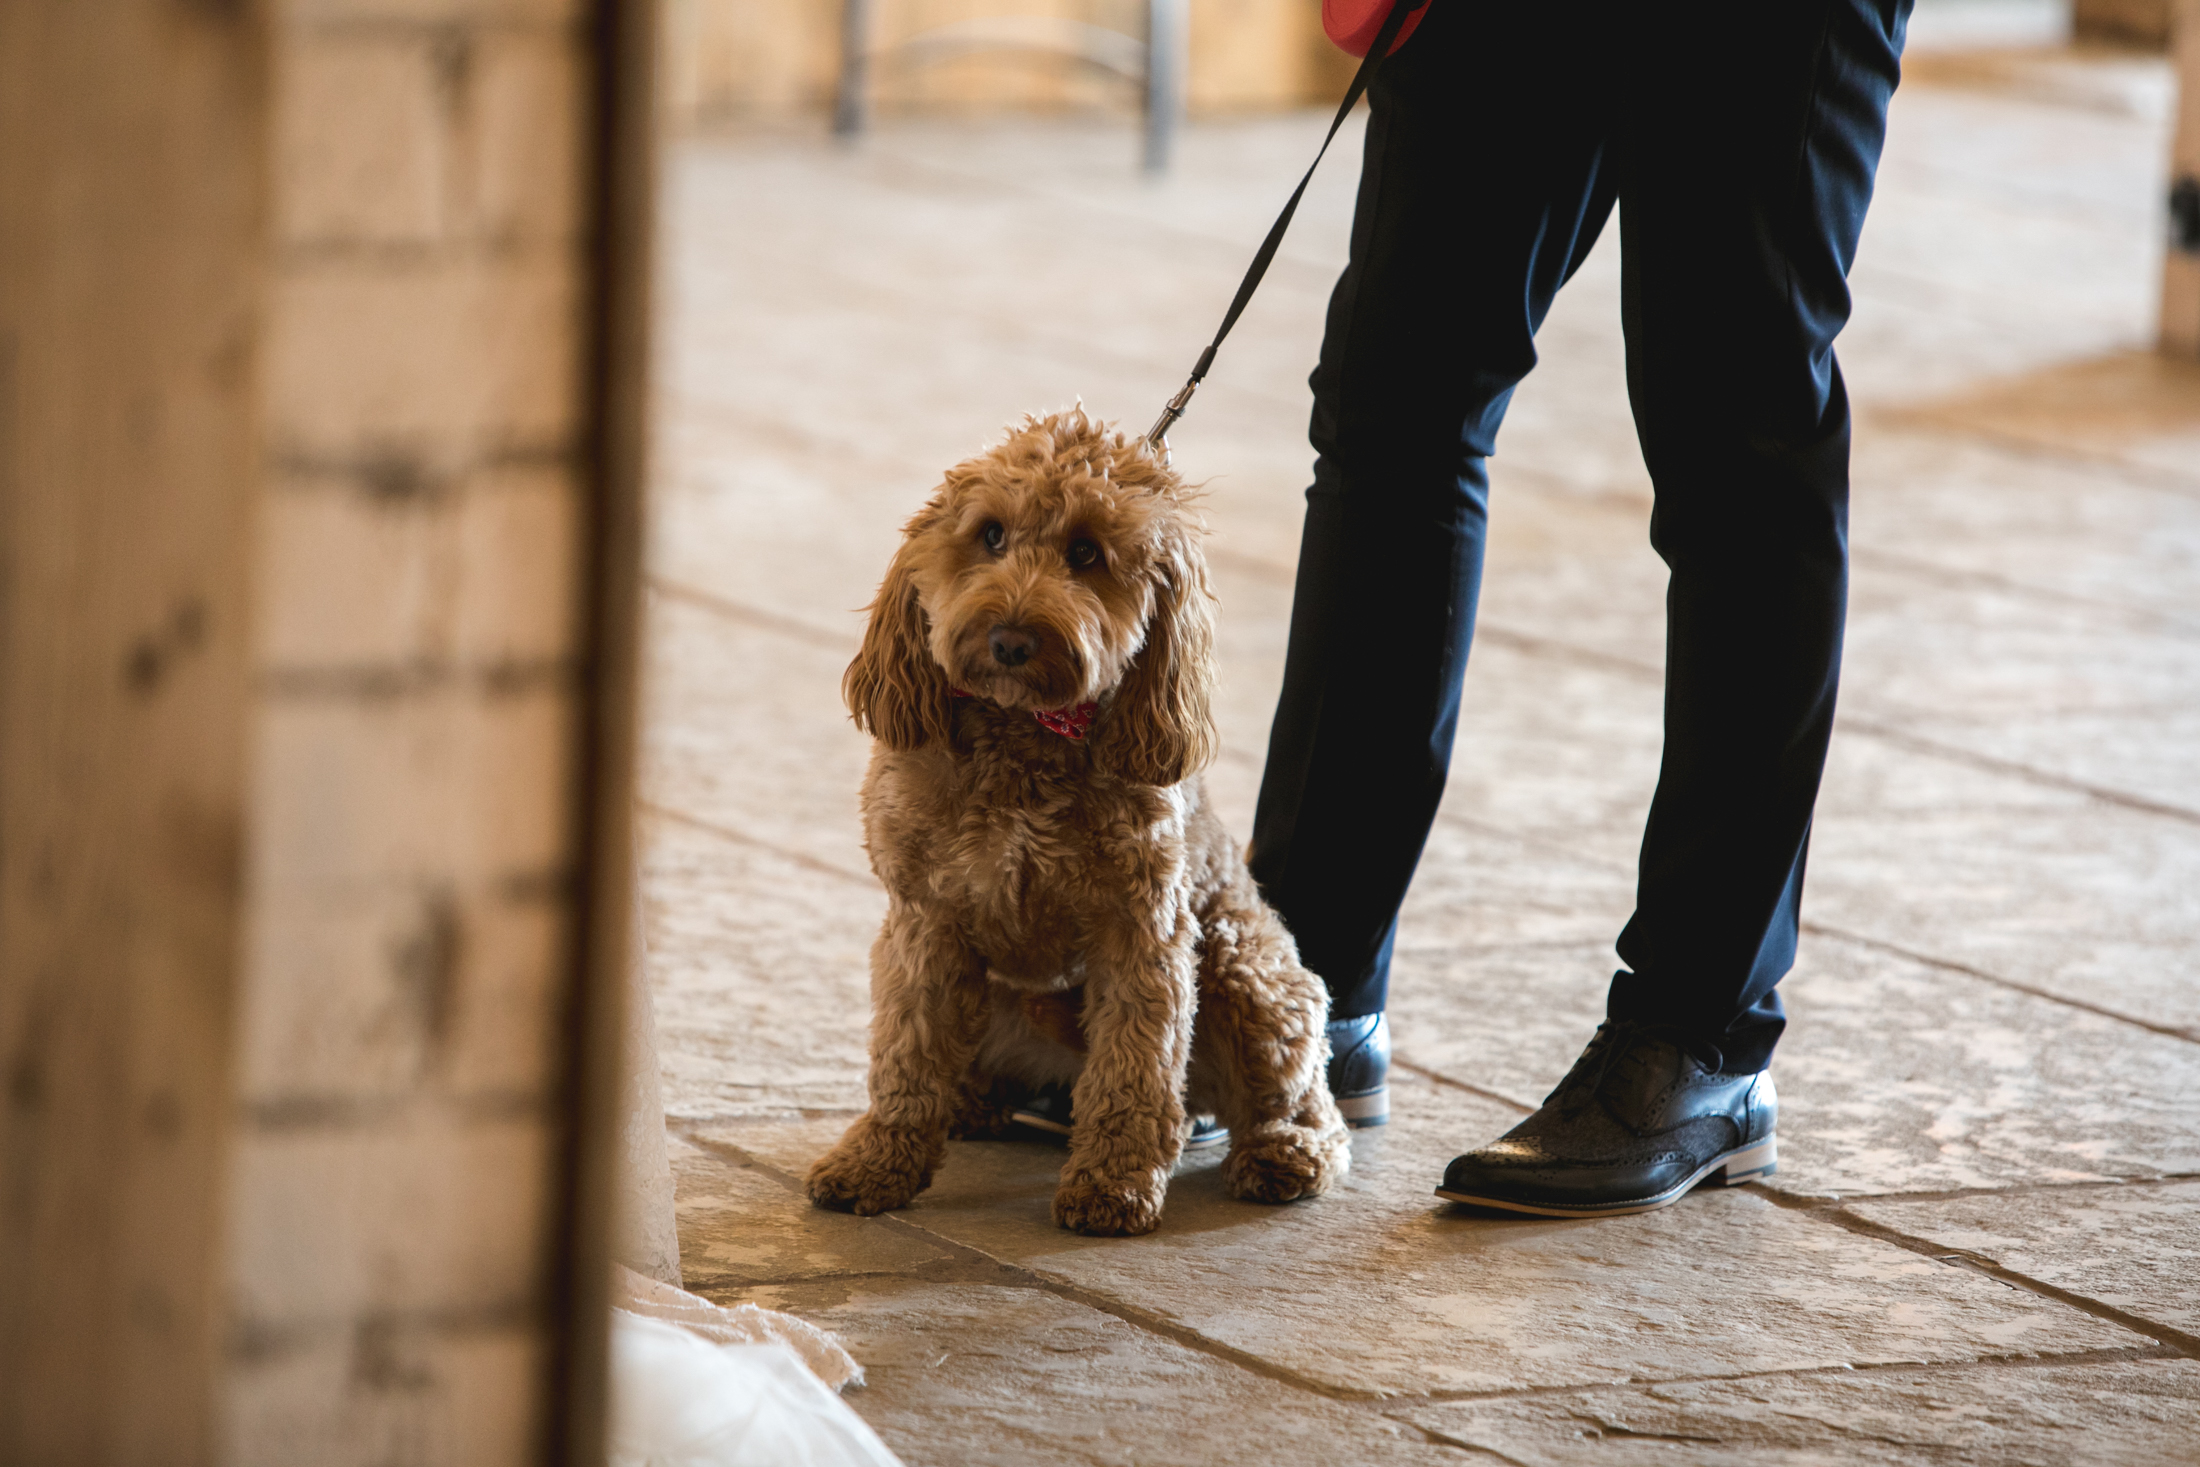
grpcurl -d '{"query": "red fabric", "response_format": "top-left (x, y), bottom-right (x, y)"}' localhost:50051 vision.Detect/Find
top-left (1030, 703), bottom-right (1098, 740)
top-left (952, 689), bottom-right (1100, 741)
top-left (1322, 0), bottom-right (1426, 58)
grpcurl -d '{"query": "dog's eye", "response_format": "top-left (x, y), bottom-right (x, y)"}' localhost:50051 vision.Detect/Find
top-left (1067, 538), bottom-right (1102, 570)
top-left (981, 521), bottom-right (1006, 552)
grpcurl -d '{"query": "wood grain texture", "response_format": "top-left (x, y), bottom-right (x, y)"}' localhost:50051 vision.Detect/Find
top-left (0, 2), bottom-right (270, 1461)
top-left (2, 1), bottom-right (651, 1459)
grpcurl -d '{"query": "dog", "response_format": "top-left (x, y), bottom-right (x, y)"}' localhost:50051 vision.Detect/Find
top-left (804, 409), bottom-right (1350, 1237)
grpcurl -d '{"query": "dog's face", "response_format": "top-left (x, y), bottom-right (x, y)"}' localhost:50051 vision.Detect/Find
top-left (913, 432), bottom-right (1163, 714)
top-left (845, 410), bottom-right (1218, 786)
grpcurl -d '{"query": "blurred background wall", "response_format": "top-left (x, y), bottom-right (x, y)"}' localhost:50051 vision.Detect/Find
top-left (662, 0), bottom-right (1356, 125)
top-left (2077, 0), bottom-right (2176, 45)
top-left (661, 0), bottom-right (2196, 132)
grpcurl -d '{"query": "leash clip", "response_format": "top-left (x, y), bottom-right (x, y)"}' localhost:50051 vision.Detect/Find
top-left (1136, 0), bottom-right (1408, 465)
top-left (1144, 376), bottom-right (1200, 463)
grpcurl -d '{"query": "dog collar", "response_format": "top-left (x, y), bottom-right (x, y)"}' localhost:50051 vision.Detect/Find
top-left (950, 688), bottom-right (1098, 741)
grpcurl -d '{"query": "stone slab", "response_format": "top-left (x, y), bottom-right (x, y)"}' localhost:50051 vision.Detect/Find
top-left (1376, 438), bottom-right (2200, 828)
top-left (663, 124), bottom-right (1350, 410)
top-left (659, 139), bottom-right (1318, 490)
top-left (726, 1277), bottom-right (1464, 1467)
top-left (668, 1132), bottom-right (953, 1292)
top-left (1850, 1181), bottom-right (2200, 1338)
top-left (1839, 82), bottom-right (2167, 402)
top-left (714, 1074), bottom-right (2139, 1398)
top-left (1902, 0), bottom-right (2070, 52)
top-left (1849, 428), bottom-right (2200, 631)
top-left (641, 815), bottom-right (879, 1119)
top-left (1889, 348), bottom-right (2200, 497)
top-left (686, 1111), bottom-right (891, 1181)
top-left (1383, 941), bottom-right (1613, 1118)
top-left (642, 593), bottom-right (875, 880)
top-left (805, 72), bottom-right (2172, 415)
top-left (1809, 733), bottom-right (2200, 1040)
top-left (1211, 748), bottom-right (1639, 958)
top-left (1775, 939), bottom-right (2200, 1195)
top-left (1390, 932), bottom-right (2200, 1198)
top-left (1841, 557), bottom-right (2200, 817)
top-left (1201, 522), bottom-right (1671, 866)
top-left (1403, 1356), bottom-right (2200, 1467)
top-left (1872, 71), bottom-right (2164, 221)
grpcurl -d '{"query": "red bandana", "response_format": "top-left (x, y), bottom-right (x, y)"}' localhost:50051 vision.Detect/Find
top-left (951, 688), bottom-right (1099, 741)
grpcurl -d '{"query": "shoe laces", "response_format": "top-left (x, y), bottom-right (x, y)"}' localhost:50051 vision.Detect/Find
top-left (1545, 1019), bottom-right (1722, 1115)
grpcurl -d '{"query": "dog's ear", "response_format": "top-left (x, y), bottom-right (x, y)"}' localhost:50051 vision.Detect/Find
top-left (1094, 543), bottom-right (1218, 787)
top-left (845, 547), bottom-right (954, 750)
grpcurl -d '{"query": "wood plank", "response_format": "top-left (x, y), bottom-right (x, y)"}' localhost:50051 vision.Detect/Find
top-left (0, 2), bottom-right (269, 1461)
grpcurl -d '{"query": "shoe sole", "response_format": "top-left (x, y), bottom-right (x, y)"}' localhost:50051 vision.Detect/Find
top-left (1008, 1111), bottom-right (1072, 1137)
top-left (1433, 1135), bottom-right (1778, 1218)
top-left (1339, 1085), bottom-right (1389, 1129)
top-left (1010, 1111), bottom-right (1233, 1149)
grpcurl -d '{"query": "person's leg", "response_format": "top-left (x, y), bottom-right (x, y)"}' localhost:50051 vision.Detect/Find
top-left (1610, 0), bottom-right (1911, 1073)
top-left (1250, 0), bottom-right (1622, 1056)
top-left (1439, 0), bottom-right (1909, 1216)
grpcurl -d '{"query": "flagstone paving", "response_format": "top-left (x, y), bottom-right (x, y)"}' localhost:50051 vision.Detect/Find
top-left (639, 26), bottom-right (2200, 1465)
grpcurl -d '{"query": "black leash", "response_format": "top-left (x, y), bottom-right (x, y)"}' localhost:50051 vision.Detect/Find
top-left (1144, 0), bottom-right (1430, 457)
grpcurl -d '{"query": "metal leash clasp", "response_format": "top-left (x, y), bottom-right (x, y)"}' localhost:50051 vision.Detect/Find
top-left (1134, 2), bottom-right (1395, 467)
top-left (1144, 376), bottom-right (1200, 464)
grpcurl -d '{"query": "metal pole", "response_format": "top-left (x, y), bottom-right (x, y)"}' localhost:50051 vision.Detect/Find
top-left (835, 0), bottom-right (873, 138)
top-left (1143, 0), bottom-right (1185, 174)
top-left (2162, 0), bottom-right (2200, 355)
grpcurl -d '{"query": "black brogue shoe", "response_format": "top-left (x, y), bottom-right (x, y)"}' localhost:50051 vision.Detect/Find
top-left (1435, 1021), bottom-right (1777, 1217)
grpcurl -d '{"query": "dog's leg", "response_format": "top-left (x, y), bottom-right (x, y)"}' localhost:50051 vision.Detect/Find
top-left (948, 1073), bottom-right (1017, 1140)
top-left (1053, 910), bottom-right (1198, 1237)
top-left (807, 904), bottom-right (984, 1216)
top-left (1196, 882), bottom-right (1352, 1204)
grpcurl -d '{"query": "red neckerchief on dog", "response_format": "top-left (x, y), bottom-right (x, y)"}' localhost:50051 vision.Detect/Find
top-left (950, 688), bottom-right (1099, 741)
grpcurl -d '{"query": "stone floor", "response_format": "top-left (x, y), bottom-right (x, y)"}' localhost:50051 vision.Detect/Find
top-left (635, 24), bottom-right (2200, 1466)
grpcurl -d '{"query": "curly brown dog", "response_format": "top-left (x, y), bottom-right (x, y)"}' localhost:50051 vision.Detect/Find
top-left (804, 409), bottom-right (1350, 1237)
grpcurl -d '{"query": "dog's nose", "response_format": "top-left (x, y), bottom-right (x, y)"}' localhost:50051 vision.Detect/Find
top-left (988, 625), bottom-right (1038, 667)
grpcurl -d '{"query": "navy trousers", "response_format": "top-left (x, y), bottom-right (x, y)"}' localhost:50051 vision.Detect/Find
top-left (1248, 0), bottom-right (1911, 1074)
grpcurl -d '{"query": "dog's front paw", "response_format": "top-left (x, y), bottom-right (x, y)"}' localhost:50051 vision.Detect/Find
top-left (1052, 1170), bottom-right (1167, 1237)
top-left (806, 1121), bottom-right (935, 1216)
top-left (1223, 1124), bottom-right (1347, 1205)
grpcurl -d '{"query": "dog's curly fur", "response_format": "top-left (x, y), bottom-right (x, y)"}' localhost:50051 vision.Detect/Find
top-left (805, 409), bottom-right (1350, 1237)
